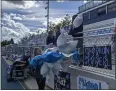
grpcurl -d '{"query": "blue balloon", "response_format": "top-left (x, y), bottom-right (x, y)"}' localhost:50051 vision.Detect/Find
top-left (40, 52), bottom-right (63, 63)
top-left (29, 52), bottom-right (64, 67)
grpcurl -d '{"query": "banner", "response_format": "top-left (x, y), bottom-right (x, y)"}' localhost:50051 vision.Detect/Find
top-left (77, 75), bottom-right (109, 90)
top-left (84, 46), bottom-right (112, 69)
top-left (54, 71), bottom-right (70, 90)
top-left (84, 28), bottom-right (113, 37)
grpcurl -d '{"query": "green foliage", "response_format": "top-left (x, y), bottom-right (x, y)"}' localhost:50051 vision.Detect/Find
top-left (1, 38), bottom-right (14, 46)
top-left (49, 22), bottom-right (56, 31)
top-left (48, 14), bottom-right (71, 34)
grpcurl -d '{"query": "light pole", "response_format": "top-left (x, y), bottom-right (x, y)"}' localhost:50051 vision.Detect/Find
top-left (45, 0), bottom-right (49, 32)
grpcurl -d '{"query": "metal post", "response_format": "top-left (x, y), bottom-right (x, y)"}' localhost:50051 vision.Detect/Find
top-left (115, 26), bottom-right (116, 79)
top-left (5, 45), bottom-right (6, 56)
top-left (106, 4), bottom-right (107, 14)
top-left (45, 0), bottom-right (49, 33)
top-left (113, 19), bottom-right (116, 79)
top-left (47, 0), bottom-right (49, 32)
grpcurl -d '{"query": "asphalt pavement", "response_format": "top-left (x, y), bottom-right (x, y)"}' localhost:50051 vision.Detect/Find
top-left (1, 57), bottom-right (24, 90)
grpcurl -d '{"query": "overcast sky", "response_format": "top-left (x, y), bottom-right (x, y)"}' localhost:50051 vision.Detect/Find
top-left (1, 0), bottom-right (85, 43)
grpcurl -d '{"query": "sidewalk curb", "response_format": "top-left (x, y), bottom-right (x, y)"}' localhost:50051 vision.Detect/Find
top-left (20, 76), bottom-right (53, 90)
top-left (20, 80), bottom-right (30, 90)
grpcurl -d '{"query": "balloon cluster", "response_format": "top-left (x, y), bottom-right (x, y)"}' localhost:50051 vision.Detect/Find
top-left (29, 32), bottom-right (79, 79)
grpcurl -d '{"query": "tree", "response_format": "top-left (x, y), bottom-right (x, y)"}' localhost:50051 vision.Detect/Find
top-left (52, 15), bottom-right (71, 37)
top-left (1, 39), bottom-right (14, 46)
top-left (48, 15), bottom-right (71, 33)
top-left (55, 23), bottom-right (62, 32)
top-left (37, 29), bottom-right (41, 34)
top-left (10, 38), bottom-right (14, 44)
top-left (49, 22), bottom-right (56, 31)
top-left (61, 14), bottom-right (71, 28)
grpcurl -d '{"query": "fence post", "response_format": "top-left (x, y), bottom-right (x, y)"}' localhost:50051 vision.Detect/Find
top-left (114, 20), bottom-right (116, 79)
top-left (115, 31), bottom-right (116, 79)
top-left (114, 29), bottom-right (116, 79)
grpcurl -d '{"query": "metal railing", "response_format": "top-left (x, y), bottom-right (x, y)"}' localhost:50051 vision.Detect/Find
top-left (78, 0), bottom-right (109, 13)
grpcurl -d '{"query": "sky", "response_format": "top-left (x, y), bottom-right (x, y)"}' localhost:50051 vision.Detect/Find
top-left (1, 0), bottom-right (85, 43)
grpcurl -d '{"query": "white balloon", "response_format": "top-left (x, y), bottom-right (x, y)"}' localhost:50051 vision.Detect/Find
top-left (60, 28), bottom-right (66, 34)
top-left (40, 63), bottom-right (50, 77)
top-left (62, 52), bottom-right (73, 58)
top-left (44, 47), bottom-right (58, 53)
top-left (41, 61), bottom-right (63, 77)
top-left (46, 74), bottom-right (50, 83)
top-left (53, 61), bottom-right (63, 71)
top-left (46, 63), bottom-right (54, 69)
top-left (57, 33), bottom-right (67, 47)
top-left (57, 33), bottom-right (78, 53)
top-left (57, 40), bottom-right (78, 54)
top-left (49, 62), bottom-right (63, 75)
top-left (73, 14), bottom-right (83, 28)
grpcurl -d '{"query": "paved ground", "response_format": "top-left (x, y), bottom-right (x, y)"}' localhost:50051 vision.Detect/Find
top-left (1, 55), bottom-right (115, 90)
top-left (1, 56), bottom-right (51, 90)
top-left (1, 57), bottom-right (24, 90)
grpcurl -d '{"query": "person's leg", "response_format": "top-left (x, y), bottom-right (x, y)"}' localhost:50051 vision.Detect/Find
top-left (10, 65), bottom-right (14, 77)
top-left (36, 78), bottom-right (40, 90)
top-left (39, 77), bottom-right (46, 90)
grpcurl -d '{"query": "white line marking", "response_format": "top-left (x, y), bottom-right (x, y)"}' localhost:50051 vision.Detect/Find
top-left (18, 80), bottom-right (26, 90)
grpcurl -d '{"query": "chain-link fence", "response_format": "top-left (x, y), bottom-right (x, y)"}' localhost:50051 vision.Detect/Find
top-left (73, 26), bottom-right (116, 78)
top-left (2, 44), bottom-right (47, 62)
top-left (1, 46), bottom-right (6, 56)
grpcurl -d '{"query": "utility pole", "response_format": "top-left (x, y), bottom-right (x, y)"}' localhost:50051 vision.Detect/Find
top-left (45, 0), bottom-right (49, 32)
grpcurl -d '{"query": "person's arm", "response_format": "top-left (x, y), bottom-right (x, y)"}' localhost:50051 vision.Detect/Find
top-left (46, 37), bottom-right (49, 45)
